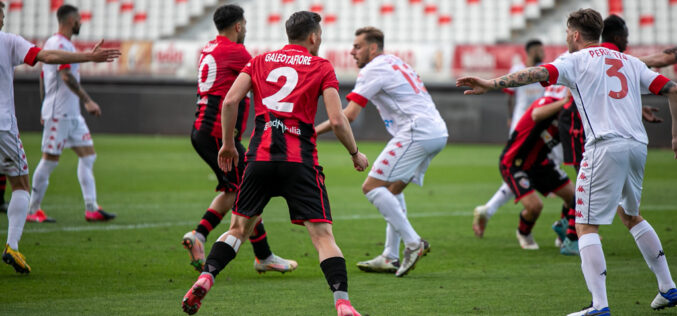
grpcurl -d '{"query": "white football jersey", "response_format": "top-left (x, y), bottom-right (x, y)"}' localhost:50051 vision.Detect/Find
top-left (542, 46), bottom-right (669, 145)
top-left (346, 54), bottom-right (447, 140)
top-left (504, 63), bottom-right (545, 132)
top-left (0, 32), bottom-right (41, 133)
top-left (41, 34), bottom-right (81, 119)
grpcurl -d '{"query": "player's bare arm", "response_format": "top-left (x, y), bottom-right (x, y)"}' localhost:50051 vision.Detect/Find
top-left (457, 67), bottom-right (549, 95)
top-left (37, 40), bottom-right (121, 64)
top-left (641, 106), bottom-right (663, 123)
top-left (59, 68), bottom-right (101, 116)
top-left (322, 87), bottom-right (368, 171)
top-left (640, 46), bottom-right (677, 68)
top-left (314, 101), bottom-right (363, 135)
top-left (659, 80), bottom-right (677, 158)
top-left (218, 72), bottom-right (252, 172)
top-left (531, 95), bottom-right (571, 122)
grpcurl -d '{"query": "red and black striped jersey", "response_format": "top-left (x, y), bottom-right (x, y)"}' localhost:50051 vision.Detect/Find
top-left (500, 96), bottom-right (570, 170)
top-left (194, 36), bottom-right (252, 139)
top-left (241, 44), bottom-right (339, 166)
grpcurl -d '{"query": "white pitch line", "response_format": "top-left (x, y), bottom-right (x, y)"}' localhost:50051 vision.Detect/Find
top-left (2, 205), bottom-right (674, 234)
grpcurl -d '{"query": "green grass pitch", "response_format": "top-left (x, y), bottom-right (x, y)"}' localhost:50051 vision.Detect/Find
top-left (0, 133), bottom-right (676, 315)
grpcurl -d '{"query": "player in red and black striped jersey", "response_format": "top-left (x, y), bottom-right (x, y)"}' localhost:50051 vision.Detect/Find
top-left (498, 87), bottom-right (576, 251)
top-left (182, 11), bottom-right (368, 316)
top-left (182, 4), bottom-right (297, 277)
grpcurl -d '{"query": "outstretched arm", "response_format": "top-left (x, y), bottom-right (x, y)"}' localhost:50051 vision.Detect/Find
top-left (37, 40), bottom-right (120, 64)
top-left (640, 47), bottom-right (677, 69)
top-left (531, 95), bottom-right (570, 122)
top-left (456, 66), bottom-right (550, 95)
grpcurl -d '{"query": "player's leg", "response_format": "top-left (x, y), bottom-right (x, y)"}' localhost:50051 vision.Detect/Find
top-left (27, 152), bottom-right (59, 223)
top-left (183, 192), bottom-right (234, 271)
top-left (473, 182), bottom-right (514, 237)
top-left (0, 173), bottom-right (7, 213)
top-left (306, 221), bottom-right (360, 316)
top-left (515, 193), bottom-right (542, 250)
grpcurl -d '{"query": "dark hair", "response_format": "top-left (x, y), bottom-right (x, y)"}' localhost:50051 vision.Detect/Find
top-left (567, 8), bottom-right (603, 42)
top-left (355, 26), bottom-right (385, 50)
top-left (285, 11), bottom-right (321, 42)
top-left (213, 4), bottom-right (244, 31)
top-left (602, 14), bottom-right (627, 42)
top-left (0, 2), bottom-right (5, 9)
top-left (525, 39), bottom-right (542, 52)
top-left (57, 4), bottom-right (78, 23)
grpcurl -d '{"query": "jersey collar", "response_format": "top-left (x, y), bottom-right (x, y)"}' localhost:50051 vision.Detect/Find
top-left (216, 35), bottom-right (234, 44)
top-left (600, 42), bottom-right (620, 52)
top-left (282, 44), bottom-right (309, 54)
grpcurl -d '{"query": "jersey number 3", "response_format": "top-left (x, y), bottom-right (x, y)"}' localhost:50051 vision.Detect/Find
top-left (262, 67), bottom-right (298, 113)
top-left (605, 58), bottom-right (628, 99)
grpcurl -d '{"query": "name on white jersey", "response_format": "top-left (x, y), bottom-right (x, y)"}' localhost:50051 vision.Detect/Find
top-left (587, 48), bottom-right (628, 60)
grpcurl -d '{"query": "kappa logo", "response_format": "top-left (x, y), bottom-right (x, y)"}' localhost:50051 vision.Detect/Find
top-left (388, 150), bottom-right (396, 157)
top-left (575, 211), bottom-right (583, 218)
top-left (579, 173), bottom-right (587, 180)
top-left (50, 127), bottom-right (57, 131)
top-left (375, 169), bottom-right (384, 175)
top-left (381, 159), bottom-right (389, 166)
top-left (582, 162), bottom-right (589, 168)
top-left (49, 135), bottom-right (55, 140)
top-left (600, 270), bottom-right (607, 277)
top-left (577, 198), bottom-right (584, 205)
top-left (577, 186), bottom-right (585, 192)
top-left (519, 178), bottom-right (530, 189)
top-left (396, 142), bottom-right (403, 148)
top-left (657, 250), bottom-right (665, 259)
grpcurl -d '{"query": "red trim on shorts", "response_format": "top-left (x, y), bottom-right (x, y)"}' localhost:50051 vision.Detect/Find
top-left (548, 178), bottom-right (571, 195)
top-left (207, 208), bottom-right (224, 220)
top-left (540, 64), bottom-right (559, 87)
top-left (514, 189), bottom-right (535, 203)
top-left (649, 75), bottom-right (670, 95)
top-left (249, 232), bottom-right (267, 243)
top-left (232, 210), bottom-right (252, 219)
top-left (346, 92), bottom-right (368, 107)
top-left (291, 219), bottom-right (333, 226)
top-left (58, 64), bottom-right (71, 71)
top-left (314, 167), bottom-right (328, 222)
top-left (24, 47), bottom-right (41, 66)
top-left (199, 219), bottom-right (213, 231)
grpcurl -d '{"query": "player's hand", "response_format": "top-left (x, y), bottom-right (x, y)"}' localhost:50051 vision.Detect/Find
top-left (456, 76), bottom-right (492, 95)
top-left (672, 137), bottom-right (677, 159)
top-left (351, 152), bottom-right (369, 172)
top-left (90, 40), bottom-right (121, 63)
top-left (84, 100), bottom-right (102, 116)
top-left (218, 144), bottom-right (238, 172)
top-left (642, 106), bottom-right (663, 123)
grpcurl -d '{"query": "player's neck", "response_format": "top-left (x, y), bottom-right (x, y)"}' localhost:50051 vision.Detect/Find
top-left (58, 27), bottom-right (73, 40)
top-left (218, 31), bottom-right (238, 43)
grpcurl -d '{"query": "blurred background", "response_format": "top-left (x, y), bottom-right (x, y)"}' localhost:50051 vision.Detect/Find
top-left (7, 0), bottom-right (677, 146)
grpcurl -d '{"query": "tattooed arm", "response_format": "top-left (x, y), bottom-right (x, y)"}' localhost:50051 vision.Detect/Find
top-left (59, 68), bottom-right (101, 116)
top-left (661, 80), bottom-right (677, 158)
top-left (456, 66), bottom-right (550, 95)
top-left (640, 46), bottom-right (677, 68)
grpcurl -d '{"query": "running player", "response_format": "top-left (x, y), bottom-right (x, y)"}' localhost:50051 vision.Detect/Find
top-left (181, 4), bottom-right (296, 274)
top-left (316, 26), bottom-right (446, 276)
top-left (0, 1), bottom-right (120, 273)
top-left (472, 39), bottom-right (545, 238)
top-left (497, 85), bottom-right (575, 250)
top-left (182, 11), bottom-right (368, 316)
top-left (26, 4), bottom-right (115, 223)
top-left (457, 8), bottom-right (677, 314)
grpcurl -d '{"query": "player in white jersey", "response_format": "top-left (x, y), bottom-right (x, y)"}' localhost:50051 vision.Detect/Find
top-left (316, 27), bottom-right (448, 277)
top-left (0, 1), bottom-right (120, 273)
top-left (472, 40), bottom-right (547, 238)
top-left (457, 8), bottom-right (677, 314)
top-left (27, 4), bottom-right (116, 223)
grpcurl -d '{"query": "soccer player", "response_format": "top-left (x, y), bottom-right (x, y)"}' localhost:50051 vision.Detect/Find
top-left (315, 27), bottom-right (446, 276)
top-left (640, 46), bottom-right (677, 68)
top-left (472, 40), bottom-right (546, 238)
top-left (457, 8), bottom-right (677, 314)
top-left (181, 4), bottom-right (297, 274)
top-left (496, 84), bottom-right (575, 250)
top-left (26, 4), bottom-right (116, 223)
top-left (182, 11), bottom-right (368, 316)
top-left (0, 1), bottom-right (120, 273)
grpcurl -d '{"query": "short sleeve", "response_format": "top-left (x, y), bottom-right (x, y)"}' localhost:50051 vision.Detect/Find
top-left (9, 33), bottom-right (40, 67)
top-left (320, 60), bottom-right (339, 92)
top-left (240, 58), bottom-right (253, 76)
top-left (347, 67), bottom-right (384, 107)
top-left (540, 56), bottom-right (575, 88)
top-left (639, 63), bottom-right (670, 95)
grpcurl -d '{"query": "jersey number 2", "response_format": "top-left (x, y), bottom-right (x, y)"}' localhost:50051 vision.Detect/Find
top-left (262, 67), bottom-right (298, 113)
top-left (605, 58), bottom-right (628, 99)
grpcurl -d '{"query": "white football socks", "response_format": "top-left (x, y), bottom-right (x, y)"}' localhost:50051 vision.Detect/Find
top-left (630, 220), bottom-right (676, 292)
top-left (28, 159), bottom-right (58, 214)
top-left (579, 233), bottom-right (608, 309)
top-left (383, 193), bottom-right (406, 259)
top-left (366, 187), bottom-right (420, 248)
top-left (6, 190), bottom-right (30, 249)
top-left (485, 182), bottom-right (513, 218)
top-left (77, 154), bottom-right (99, 212)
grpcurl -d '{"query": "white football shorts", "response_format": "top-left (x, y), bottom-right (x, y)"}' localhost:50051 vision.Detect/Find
top-left (575, 138), bottom-right (646, 225)
top-left (368, 136), bottom-right (447, 186)
top-left (41, 115), bottom-right (93, 155)
top-left (0, 131), bottom-right (29, 176)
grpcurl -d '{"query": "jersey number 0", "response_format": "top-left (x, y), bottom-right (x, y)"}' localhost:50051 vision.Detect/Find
top-left (262, 67), bottom-right (298, 113)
